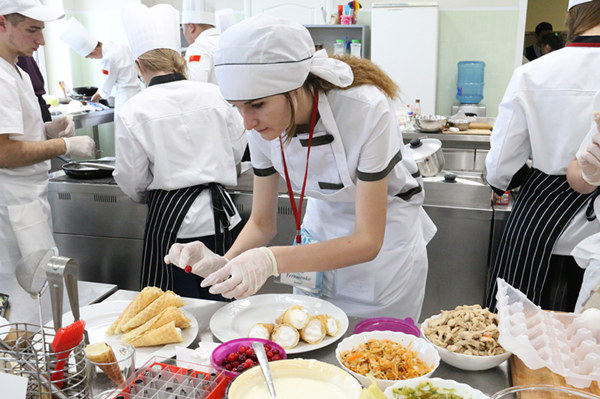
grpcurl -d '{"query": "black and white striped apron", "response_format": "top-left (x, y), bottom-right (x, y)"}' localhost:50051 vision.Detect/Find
top-left (140, 183), bottom-right (236, 291)
top-left (485, 168), bottom-right (595, 310)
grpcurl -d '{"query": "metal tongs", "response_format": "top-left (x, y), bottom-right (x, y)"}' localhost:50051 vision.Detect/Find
top-left (45, 256), bottom-right (89, 344)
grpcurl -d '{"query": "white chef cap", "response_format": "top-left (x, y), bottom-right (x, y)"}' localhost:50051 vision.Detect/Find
top-left (121, 3), bottom-right (180, 60)
top-left (214, 13), bottom-right (353, 101)
top-left (569, 0), bottom-right (593, 9)
top-left (0, 0), bottom-right (63, 21)
top-left (215, 8), bottom-right (236, 32)
top-left (182, 0), bottom-right (215, 25)
top-left (59, 17), bottom-right (96, 57)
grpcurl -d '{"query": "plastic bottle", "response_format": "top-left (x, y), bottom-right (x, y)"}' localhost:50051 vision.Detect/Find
top-left (456, 61), bottom-right (485, 104)
top-left (407, 104), bottom-right (413, 119)
top-left (414, 99), bottom-right (421, 116)
top-left (333, 39), bottom-right (346, 56)
top-left (350, 39), bottom-right (362, 57)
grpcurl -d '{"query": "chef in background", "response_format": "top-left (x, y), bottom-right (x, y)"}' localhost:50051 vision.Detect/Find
top-left (566, 94), bottom-right (600, 312)
top-left (0, 0), bottom-right (95, 273)
top-left (59, 17), bottom-right (140, 109)
top-left (181, 0), bottom-right (219, 83)
top-left (165, 14), bottom-right (436, 320)
top-left (485, 0), bottom-right (600, 312)
top-left (115, 3), bottom-right (246, 298)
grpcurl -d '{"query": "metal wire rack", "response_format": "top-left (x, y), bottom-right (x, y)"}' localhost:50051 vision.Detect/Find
top-left (0, 322), bottom-right (89, 398)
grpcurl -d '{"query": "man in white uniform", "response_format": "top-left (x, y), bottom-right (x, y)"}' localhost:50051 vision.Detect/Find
top-left (60, 17), bottom-right (140, 109)
top-left (181, 0), bottom-right (219, 83)
top-left (0, 0), bottom-right (95, 273)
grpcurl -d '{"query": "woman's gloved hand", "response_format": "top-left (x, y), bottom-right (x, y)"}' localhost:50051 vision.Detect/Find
top-left (575, 261), bottom-right (600, 312)
top-left (45, 115), bottom-right (74, 138)
top-left (578, 111), bottom-right (600, 185)
top-left (164, 241), bottom-right (228, 278)
top-left (63, 136), bottom-right (95, 157)
top-left (201, 247), bottom-right (279, 299)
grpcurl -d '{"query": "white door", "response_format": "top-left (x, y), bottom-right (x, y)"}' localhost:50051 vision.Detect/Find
top-left (244, 0), bottom-right (333, 24)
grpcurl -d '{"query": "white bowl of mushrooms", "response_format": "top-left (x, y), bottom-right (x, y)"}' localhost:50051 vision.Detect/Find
top-left (420, 304), bottom-right (512, 371)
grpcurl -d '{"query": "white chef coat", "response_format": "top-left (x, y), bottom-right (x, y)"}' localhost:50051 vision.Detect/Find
top-left (185, 28), bottom-right (219, 84)
top-left (486, 43), bottom-right (600, 255)
top-left (0, 58), bottom-right (55, 273)
top-left (113, 78), bottom-right (246, 238)
top-left (98, 41), bottom-right (141, 108)
top-left (248, 85), bottom-right (437, 320)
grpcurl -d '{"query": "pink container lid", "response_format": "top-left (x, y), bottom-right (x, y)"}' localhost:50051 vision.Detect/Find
top-left (354, 317), bottom-right (421, 337)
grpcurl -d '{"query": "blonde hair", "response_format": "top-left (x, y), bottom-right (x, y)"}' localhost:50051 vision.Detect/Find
top-left (566, 1), bottom-right (600, 41)
top-left (137, 48), bottom-right (188, 78)
top-left (281, 55), bottom-right (399, 143)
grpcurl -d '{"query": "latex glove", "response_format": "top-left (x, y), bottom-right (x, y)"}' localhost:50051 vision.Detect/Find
top-left (45, 115), bottom-right (74, 138)
top-left (164, 241), bottom-right (228, 278)
top-left (578, 111), bottom-right (600, 185)
top-left (63, 136), bottom-right (95, 158)
top-left (575, 260), bottom-right (600, 312)
top-left (201, 247), bottom-right (279, 299)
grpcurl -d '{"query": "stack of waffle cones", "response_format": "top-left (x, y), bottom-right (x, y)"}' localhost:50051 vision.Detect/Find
top-left (106, 287), bottom-right (190, 347)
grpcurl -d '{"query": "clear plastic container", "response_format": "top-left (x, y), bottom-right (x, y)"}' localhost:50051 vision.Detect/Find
top-left (333, 39), bottom-right (346, 56)
top-left (350, 39), bottom-right (361, 57)
top-left (456, 61), bottom-right (485, 104)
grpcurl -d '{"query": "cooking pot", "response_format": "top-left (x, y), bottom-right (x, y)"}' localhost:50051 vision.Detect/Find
top-left (405, 138), bottom-right (445, 177)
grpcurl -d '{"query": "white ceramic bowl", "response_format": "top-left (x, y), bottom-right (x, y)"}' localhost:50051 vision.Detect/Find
top-left (383, 377), bottom-right (488, 399)
top-left (335, 330), bottom-right (440, 391)
top-left (226, 358), bottom-right (362, 399)
top-left (421, 314), bottom-right (512, 371)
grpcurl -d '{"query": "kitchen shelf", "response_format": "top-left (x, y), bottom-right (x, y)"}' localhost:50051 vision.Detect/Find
top-left (304, 24), bottom-right (370, 59)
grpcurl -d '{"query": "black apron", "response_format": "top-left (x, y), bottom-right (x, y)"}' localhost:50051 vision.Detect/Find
top-left (485, 168), bottom-right (595, 310)
top-left (140, 183), bottom-right (236, 291)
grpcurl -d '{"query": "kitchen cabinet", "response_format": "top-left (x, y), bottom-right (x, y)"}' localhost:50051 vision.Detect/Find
top-left (305, 24), bottom-right (370, 59)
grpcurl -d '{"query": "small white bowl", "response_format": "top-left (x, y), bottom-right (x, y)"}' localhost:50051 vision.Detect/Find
top-left (421, 314), bottom-right (512, 371)
top-left (335, 330), bottom-right (440, 391)
top-left (383, 377), bottom-right (488, 399)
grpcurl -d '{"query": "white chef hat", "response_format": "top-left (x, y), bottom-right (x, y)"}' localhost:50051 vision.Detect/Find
top-left (214, 14), bottom-right (353, 101)
top-left (182, 0), bottom-right (215, 25)
top-left (59, 17), bottom-right (96, 57)
top-left (568, 0), bottom-right (593, 9)
top-left (121, 3), bottom-right (180, 60)
top-left (215, 8), bottom-right (236, 32)
top-left (0, 0), bottom-right (64, 22)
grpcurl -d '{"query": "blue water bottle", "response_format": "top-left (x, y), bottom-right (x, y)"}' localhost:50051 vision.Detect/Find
top-left (456, 61), bottom-right (485, 104)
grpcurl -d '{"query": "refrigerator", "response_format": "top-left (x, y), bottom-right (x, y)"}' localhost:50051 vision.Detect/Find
top-left (371, 2), bottom-right (439, 115)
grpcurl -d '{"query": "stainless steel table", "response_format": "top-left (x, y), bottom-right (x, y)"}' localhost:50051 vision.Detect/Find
top-left (101, 291), bottom-right (510, 395)
top-left (0, 273), bottom-right (117, 325)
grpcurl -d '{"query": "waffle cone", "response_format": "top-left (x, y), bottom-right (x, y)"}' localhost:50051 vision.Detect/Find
top-left (121, 306), bottom-right (190, 343)
top-left (85, 342), bottom-right (125, 386)
top-left (315, 314), bottom-right (340, 336)
top-left (107, 287), bottom-right (163, 335)
top-left (129, 321), bottom-right (183, 348)
top-left (300, 316), bottom-right (326, 344)
top-left (120, 291), bottom-right (185, 332)
top-left (275, 305), bottom-right (309, 329)
top-left (248, 323), bottom-right (274, 340)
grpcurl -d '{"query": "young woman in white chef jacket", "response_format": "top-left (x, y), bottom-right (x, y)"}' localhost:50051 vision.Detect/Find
top-left (485, 0), bottom-right (600, 312)
top-left (165, 14), bottom-right (436, 320)
top-left (115, 4), bottom-right (246, 298)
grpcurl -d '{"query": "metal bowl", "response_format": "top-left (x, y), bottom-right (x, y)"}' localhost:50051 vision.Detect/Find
top-left (414, 115), bottom-right (448, 132)
top-left (448, 118), bottom-right (471, 131)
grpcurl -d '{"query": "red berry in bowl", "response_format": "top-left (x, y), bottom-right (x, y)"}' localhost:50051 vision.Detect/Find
top-left (227, 352), bottom-right (239, 362)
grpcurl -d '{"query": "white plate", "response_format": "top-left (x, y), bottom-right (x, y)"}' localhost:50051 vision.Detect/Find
top-left (209, 294), bottom-right (348, 354)
top-left (52, 300), bottom-right (199, 368)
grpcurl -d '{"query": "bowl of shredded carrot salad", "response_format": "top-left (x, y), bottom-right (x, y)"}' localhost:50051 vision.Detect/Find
top-left (335, 330), bottom-right (440, 390)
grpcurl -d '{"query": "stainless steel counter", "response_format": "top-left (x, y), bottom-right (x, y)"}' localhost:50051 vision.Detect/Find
top-left (0, 273), bottom-right (117, 325)
top-left (100, 290), bottom-right (510, 396)
top-left (403, 131), bottom-right (491, 150)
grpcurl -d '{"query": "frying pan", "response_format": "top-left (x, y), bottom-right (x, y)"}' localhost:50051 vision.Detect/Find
top-left (59, 155), bottom-right (115, 179)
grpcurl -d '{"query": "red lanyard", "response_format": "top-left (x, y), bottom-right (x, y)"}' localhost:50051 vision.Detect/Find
top-left (279, 90), bottom-right (319, 244)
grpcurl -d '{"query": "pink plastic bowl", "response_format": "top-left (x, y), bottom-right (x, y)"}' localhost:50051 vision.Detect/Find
top-left (210, 338), bottom-right (287, 379)
top-left (354, 317), bottom-right (421, 337)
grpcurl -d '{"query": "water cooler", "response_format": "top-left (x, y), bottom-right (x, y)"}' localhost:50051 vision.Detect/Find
top-left (451, 61), bottom-right (486, 116)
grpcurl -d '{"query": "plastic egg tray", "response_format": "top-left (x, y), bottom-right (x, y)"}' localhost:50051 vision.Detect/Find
top-left (111, 357), bottom-right (229, 399)
top-left (495, 278), bottom-right (600, 388)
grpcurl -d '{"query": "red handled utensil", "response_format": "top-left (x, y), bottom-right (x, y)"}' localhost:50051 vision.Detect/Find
top-left (50, 319), bottom-right (86, 389)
